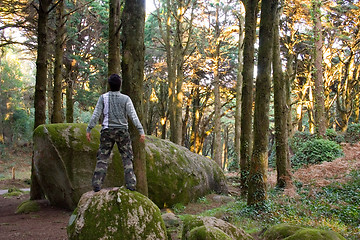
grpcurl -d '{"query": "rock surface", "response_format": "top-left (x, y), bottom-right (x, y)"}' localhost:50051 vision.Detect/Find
top-left (67, 187), bottom-right (167, 240)
top-left (33, 123), bottom-right (228, 210)
top-left (181, 215), bottom-right (253, 240)
top-left (263, 223), bottom-right (346, 240)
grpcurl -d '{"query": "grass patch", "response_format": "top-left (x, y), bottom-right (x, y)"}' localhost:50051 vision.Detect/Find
top-left (185, 169), bottom-right (360, 240)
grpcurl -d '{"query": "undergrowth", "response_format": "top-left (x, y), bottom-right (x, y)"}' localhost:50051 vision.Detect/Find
top-left (194, 169), bottom-right (360, 240)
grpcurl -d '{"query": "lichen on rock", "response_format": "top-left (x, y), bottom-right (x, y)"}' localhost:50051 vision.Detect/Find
top-left (181, 215), bottom-right (253, 240)
top-left (263, 223), bottom-right (346, 240)
top-left (67, 187), bottom-right (167, 240)
top-left (16, 200), bottom-right (40, 214)
top-left (33, 123), bottom-right (228, 210)
top-left (188, 226), bottom-right (233, 240)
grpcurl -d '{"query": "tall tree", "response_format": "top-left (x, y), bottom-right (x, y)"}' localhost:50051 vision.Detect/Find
top-left (247, 0), bottom-right (278, 206)
top-left (32, 0), bottom-right (53, 200)
top-left (213, 0), bottom-right (222, 166)
top-left (312, 0), bottom-right (326, 136)
top-left (240, 0), bottom-right (258, 195)
top-left (273, 3), bottom-right (291, 188)
top-left (51, 0), bottom-right (65, 123)
top-left (154, 0), bottom-right (195, 145)
top-left (234, 5), bottom-right (245, 171)
top-left (121, 0), bottom-right (148, 196)
top-left (108, 0), bottom-right (122, 75)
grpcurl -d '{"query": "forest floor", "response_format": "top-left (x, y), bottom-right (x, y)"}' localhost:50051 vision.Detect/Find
top-left (0, 142), bottom-right (359, 240)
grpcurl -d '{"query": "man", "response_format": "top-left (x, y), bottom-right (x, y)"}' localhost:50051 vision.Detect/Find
top-left (86, 73), bottom-right (145, 192)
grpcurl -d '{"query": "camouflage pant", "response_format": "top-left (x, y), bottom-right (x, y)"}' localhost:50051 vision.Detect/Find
top-left (92, 128), bottom-right (136, 191)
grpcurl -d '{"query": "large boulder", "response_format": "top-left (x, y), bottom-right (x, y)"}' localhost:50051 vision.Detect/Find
top-left (181, 215), bottom-right (253, 240)
top-left (33, 123), bottom-right (227, 210)
top-left (67, 187), bottom-right (167, 240)
top-left (263, 223), bottom-right (346, 240)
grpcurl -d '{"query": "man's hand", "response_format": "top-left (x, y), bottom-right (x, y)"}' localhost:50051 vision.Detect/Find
top-left (86, 132), bottom-right (91, 142)
top-left (139, 134), bottom-right (145, 143)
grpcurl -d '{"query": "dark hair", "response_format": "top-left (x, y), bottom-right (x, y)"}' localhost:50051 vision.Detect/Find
top-left (108, 74), bottom-right (122, 91)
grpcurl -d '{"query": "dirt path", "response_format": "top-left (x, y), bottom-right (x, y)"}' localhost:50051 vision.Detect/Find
top-left (0, 194), bottom-right (71, 240)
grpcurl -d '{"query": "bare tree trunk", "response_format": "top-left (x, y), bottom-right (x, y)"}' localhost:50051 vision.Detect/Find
top-left (65, 58), bottom-right (75, 123)
top-left (307, 83), bottom-right (315, 133)
top-left (240, 0), bottom-right (258, 195)
top-left (32, 0), bottom-right (53, 200)
top-left (312, 0), bottom-right (326, 137)
top-left (285, 52), bottom-right (295, 137)
top-left (51, 0), bottom-right (65, 123)
top-left (234, 8), bottom-right (245, 171)
top-left (273, 4), bottom-right (291, 189)
top-left (108, 0), bottom-right (122, 76)
top-left (121, 0), bottom-right (148, 196)
top-left (163, 0), bottom-right (178, 144)
top-left (213, 1), bottom-right (222, 167)
top-left (247, 0), bottom-right (278, 207)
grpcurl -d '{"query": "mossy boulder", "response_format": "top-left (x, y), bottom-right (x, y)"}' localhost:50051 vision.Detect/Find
top-left (263, 223), bottom-right (346, 240)
top-left (181, 215), bottom-right (253, 240)
top-left (67, 187), bottom-right (167, 240)
top-left (33, 123), bottom-right (227, 210)
top-left (188, 226), bottom-right (233, 240)
top-left (16, 200), bottom-right (40, 214)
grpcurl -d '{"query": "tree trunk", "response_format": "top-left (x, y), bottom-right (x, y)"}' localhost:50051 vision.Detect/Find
top-left (213, 1), bottom-right (222, 167)
top-left (307, 82), bottom-right (315, 133)
top-left (312, 0), bottom-right (326, 137)
top-left (273, 4), bottom-right (291, 189)
top-left (285, 52), bottom-right (295, 137)
top-left (51, 0), bottom-right (65, 123)
top-left (247, 0), bottom-right (277, 207)
top-left (190, 78), bottom-right (200, 152)
top-left (121, 0), bottom-right (148, 196)
top-left (240, 0), bottom-right (258, 195)
top-left (64, 58), bottom-right (76, 123)
top-left (174, 0), bottom-right (185, 145)
top-left (234, 8), bottom-right (245, 171)
top-left (108, 0), bottom-right (122, 76)
top-left (32, 0), bottom-right (53, 200)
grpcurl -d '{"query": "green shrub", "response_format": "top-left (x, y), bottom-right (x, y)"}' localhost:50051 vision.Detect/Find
top-left (345, 123), bottom-right (360, 143)
top-left (291, 139), bottom-right (343, 168)
top-left (326, 129), bottom-right (345, 144)
top-left (289, 131), bottom-right (313, 155)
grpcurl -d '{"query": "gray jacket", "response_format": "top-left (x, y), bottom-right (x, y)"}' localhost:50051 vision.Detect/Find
top-left (86, 91), bottom-right (144, 135)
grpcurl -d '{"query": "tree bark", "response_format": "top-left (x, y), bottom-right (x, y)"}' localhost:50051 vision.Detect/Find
top-left (247, 0), bottom-right (278, 206)
top-left (273, 4), bottom-right (291, 189)
top-left (213, 1), bottom-right (222, 167)
top-left (108, 0), bottom-right (122, 76)
top-left (312, 0), bottom-right (326, 137)
top-left (51, 0), bottom-right (65, 123)
top-left (121, 0), bottom-right (148, 196)
top-left (32, 0), bottom-right (53, 200)
top-left (234, 8), bottom-right (245, 171)
top-left (240, 0), bottom-right (258, 195)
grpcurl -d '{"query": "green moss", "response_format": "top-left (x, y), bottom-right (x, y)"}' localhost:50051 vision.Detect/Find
top-left (68, 188), bottom-right (167, 240)
top-left (181, 215), bottom-right (204, 240)
top-left (34, 125), bottom-right (227, 211)
top-left (284, 228), bottom-right (346, 240)
top-left (3, 188), bottom-right (24, 197)
top-left (33, 125), bottom-right (47, 138)
top-left (16, 200), bottom-right (40, 214)
top-left (188, 226), bottom-right (232, 240)
top-left (263, 224), bottom-right (346, 240)
top-left (263, 223), bottom-right (304, 239)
